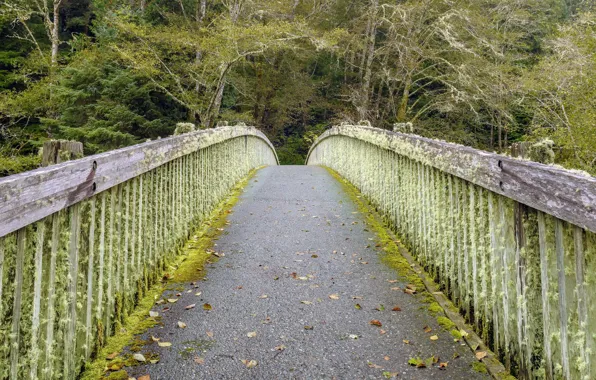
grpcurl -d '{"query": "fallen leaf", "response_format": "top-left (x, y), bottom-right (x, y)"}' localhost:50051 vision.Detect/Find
top-left (348, 334), bottom-right (359, 339)
top-left (382, 372), bottom-right (398, 378)
top-left (194, 356), bottom-right (205, 365)
top-left (384, 356), bottom-right (390, 361)
top-left (390, 287), bottom-right (400, 291)
top-left (262, 316), bottom-right (272, 324)
top-left (439, 362), bottom-right (448, 369)
top-left (430, 335), bottom-right (439, 341)
top-left (374, 305), bottom-right (385, 311)
top-left (329, 294), bottom-right (340, 300)
top-left (304, 325), bottom-right (314, 330)
top-left (167, 299), bottom-right (178, 303)
top-left (274, 344), bottom-right (286, 351)
top-left (150, 359), bottom-right (159, 364)
top-left (106, 352), bottom-right (119, 360)
top-left (195, 292), bottom-right (202, 296)
top-left (151, 336), bottom-right (160, 342)
top-left (355, 304), bottom-right (362, 310)
top-left (301, 301), bottom-right (313, 305)
top-left (241, 359), bottom-right (258, 368)
top-left (133, 353), bottom-right (146, 362)
top-left (236, 286), bottom-right (243, 290)
top-left (406, 284), bottom-right (417, 291)
top-left (155, 299), bottom-right (165, 305)
top-left (258, 295), bottom-right (268, 299)
top-left (185, 304), bottom-right (196, 310)
top-left (403, 340), bottom-right (410, 344)
top-left (387, 280), bottom-right (399, 284)
top-left (368, 362), bottom-right (382, 369)
top-left (206, 331), bottom-right (214, 338)
top-left (475, 351), bottom-right (487, 361)
top-left (290, 272), bottom-right (297, 279)
top-left (162, 307), bottom-right (171, 312)
top-left (157, 342), bottom-right (172, 347)
top-left (149, 311), bottom-right (159, 318)
top-left (460, 329), bottom-right (469, 338)
top-left (380, 329), bottom-right (387, 335)
top-left (297, 276), bottom-right (308, 281)
top-left (370, 320), bottom-right (382, 327)
top-left (176, 293), bottom-right (182, 297)
top-left (408, 357), bottom-right (426, 368)
top-left (311, 254), bottom-right (318, 258)
top-left (404, 289), bottom-right (416, 295)
top-left (203, 303), bottom-right (212, 310)
top-left (177, 321), bottom-right (187, 329)
top-left (423, 326), bottom-right (432, 333)
top-left (138, 375), bottom-right (150, 380)
top-left (353, 296), bottom-right (363, 300)
top-left (392, 306), bottom-right (401, 311)
top-left (247, 331), bottom-right (257, 338)
top-left (109, 363), bottom-right (123, 371)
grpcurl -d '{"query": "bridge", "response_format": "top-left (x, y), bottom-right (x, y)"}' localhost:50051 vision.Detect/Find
top-left (0, 125), bottom-right (594, 379)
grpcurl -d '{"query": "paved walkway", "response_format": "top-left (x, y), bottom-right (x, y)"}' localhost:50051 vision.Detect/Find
top-left (127, 166), bottom-right (488, 379)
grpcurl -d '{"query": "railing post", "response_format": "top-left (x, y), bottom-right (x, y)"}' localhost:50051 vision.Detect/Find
top-left (41, 140), bottom-right (84, 166)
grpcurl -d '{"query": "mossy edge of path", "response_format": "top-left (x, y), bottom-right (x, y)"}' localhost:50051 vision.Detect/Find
top-left (80, 168), bottom-right (261, 380)
top-left (324, 167), bottom-right (514, 380)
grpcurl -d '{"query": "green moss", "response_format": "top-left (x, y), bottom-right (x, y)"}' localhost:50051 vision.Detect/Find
top-left (80, 169), bottom-right (258, 380)
top-left (104, 370), bottom-right (129, 380)
top-left (450, 329), bottom-right (463, 340)
top-left (472, 362), bottom-right (488, 374)
top-left (428, 302), bottom-right (444, 315)
top-left (437, 316), bottom-right (456, 330)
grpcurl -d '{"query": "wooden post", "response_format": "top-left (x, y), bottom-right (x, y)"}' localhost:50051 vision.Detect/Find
top-left (41, 140), bottom-right (84, 166)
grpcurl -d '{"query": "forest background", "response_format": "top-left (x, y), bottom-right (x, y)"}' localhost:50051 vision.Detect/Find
top-left (0, 0), bottom-right (594, 175)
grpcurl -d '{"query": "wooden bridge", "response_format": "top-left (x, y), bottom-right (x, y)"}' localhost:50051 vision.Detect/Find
top-left (0, 125), bottom-right (594, 379)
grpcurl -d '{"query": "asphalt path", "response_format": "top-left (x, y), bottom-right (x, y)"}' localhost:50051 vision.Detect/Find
top-left (127, 166), bottom-right (489, 380)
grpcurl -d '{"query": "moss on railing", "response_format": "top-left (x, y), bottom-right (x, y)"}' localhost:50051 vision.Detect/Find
top-left (0, 128), bottom-right (277, 380)
top-left (308, 126), bottom-right (596, 380)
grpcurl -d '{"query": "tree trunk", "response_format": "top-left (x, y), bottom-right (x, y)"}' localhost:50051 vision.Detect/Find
top-left (359, 0), bottom-right (378, 120)
top-left (396, 76), bottom-right (412, 122)
top-left (51, 0), bottom-right (61, 65)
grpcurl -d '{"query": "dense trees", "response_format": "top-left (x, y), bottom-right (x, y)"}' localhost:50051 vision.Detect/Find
top-left (0, 0), bottom-right (594, 172)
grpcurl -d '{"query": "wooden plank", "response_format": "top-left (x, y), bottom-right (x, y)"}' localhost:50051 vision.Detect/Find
top-left (0, 126), bottom-right (278, 238)
top-left (308, 125), bottom-right (596, 233)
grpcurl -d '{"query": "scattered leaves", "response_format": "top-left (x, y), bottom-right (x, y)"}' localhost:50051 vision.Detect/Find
top-left (384, 356), bottom-right (390, 361)
top-left (247, 331), bottom-right (257, 338)
top-left (138, 375), bottom-right (150, 380)
top-left (151, 336), bottom-right (160, 342)
top-left (195, 292), bottom-right (202, 296)
top-left (194, 356), bottom-right (205, 365)
top-left (390, 287), bottom-right (400, 291)
top-left (157, 342), bottom-right (172, 347)
top-left (430, 335), bottom-right (439, 341)
top-left (167, 298), bottom-right (178, 303)
top-left (185, 304), bottom-right (196, 310)
top-left (177, 321), bottom-right (187, 329)
top-left (370, 320), bottom-right (382, 327)
top-left (355, 304), bottom-right (362, 310)
top-left (391, 306), bottom-right (401, 311)
top-left (408, 357), bottom-right (426, 368)
top-left (329, 294), bottom-right (340, 300)
top-left (203, 303), bottom-right (212, 310)
top-left (133, 353), bottom-right (146, 362)
top-left (403, 340), bottom-right (410, 344)
top-left (374, 305), bottom-right (385, 311)
top-left (106, 352), bottom-right (119, 360)
top-left (423, 326), bottom-right (432, 333)
top-left (439, 362), bottom-right (448, 370)
top-left (206, 331), bottom-right (214, 338)
top-left (380, 329), bottom-right (387, 335)
top-left (475, 351), bottom-right (487, 361)
top-left (368, 362), bottom-right (383, 369)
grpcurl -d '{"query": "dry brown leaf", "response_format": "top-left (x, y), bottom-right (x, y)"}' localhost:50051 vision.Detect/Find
top-left (403, 340), bottom-right (410, 344)
top-left (370, 320), bottom-right (382, 327)
top-left (206, 331), bottom-right (214, 338)
top-left (368, 362), bottom-right (383, 369)
top-left (138, 375), bottom-right (150, 380)
top-left (106, 352), bottom-right (119, 360)
top-left (387, 280), bottom-right (398, 283)
top-left (384, 356), bottom-right (390, 361)
top-left (241, 359), bottom-right (258, 368)
top-left (475, 351), bottom-right (488, 360)
top-left (329, 294), bottom-right (340, 300)
top-left (439, 362), bottom-right (448, 369)
top-left (194, 356), bottom-right (205, 365)
top-left (390, 287), bottom-right (400, 291)
top-left (392, 306), bottom-right (401, 311)
top-left (203, 303), bottom-right (212, 310)
top-left (404, 289), bottom-right (416, 295)
top-left (423, 326), bottom-right (432, 333)
top-left (262, 316), bottom-right (272, 324)
top-left (380, 329), bottom-right (387, 335)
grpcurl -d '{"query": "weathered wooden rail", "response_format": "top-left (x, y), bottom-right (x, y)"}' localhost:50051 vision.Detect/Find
top-left (307, 124), bottom-right (596, 380)
top-left (0, 126), bottom-right (278, 380)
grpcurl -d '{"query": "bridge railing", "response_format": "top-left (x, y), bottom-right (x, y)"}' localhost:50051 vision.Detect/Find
top-left (307, 124), bottom-right (596, 380)
top-left (0, 126), bottom-right (278, 380)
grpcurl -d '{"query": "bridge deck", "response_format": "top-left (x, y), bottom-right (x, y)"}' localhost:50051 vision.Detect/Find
top-left (126, 166), bottom-right (487, 379)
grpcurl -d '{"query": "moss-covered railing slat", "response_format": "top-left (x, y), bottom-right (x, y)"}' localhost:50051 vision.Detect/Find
top-left (307, 125), bottom-right (596, 380)
top-left (0, 126), bottom-right (278, 380)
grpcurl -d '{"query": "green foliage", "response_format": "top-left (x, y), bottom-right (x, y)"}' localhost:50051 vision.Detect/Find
top-left (0, 0), bottom-right (594, 175)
